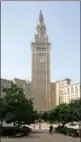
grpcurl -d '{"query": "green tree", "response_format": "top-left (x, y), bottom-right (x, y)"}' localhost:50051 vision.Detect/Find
top-left (0, 98), bottom-right (7, 125)
top-left (2, 83), bottom-right (35, 135)
top-left (41, 112), bottom-right (48, 122)
top-left (48, 103), bottom-right (74, 127)
top-left (59, 103), bottom-right (72, 127)
top-left (31, 110), bottom-right (39, 123)
top-left (48, 105), bottom-right (60, 124)
top-left (48, 99), bottom-right (81, 127)
top-left (68, 99), bottom-right (81, 122)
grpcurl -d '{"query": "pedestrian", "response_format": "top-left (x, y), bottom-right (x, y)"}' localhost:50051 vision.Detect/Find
top-left (49, 125), bottom-right (53, 135)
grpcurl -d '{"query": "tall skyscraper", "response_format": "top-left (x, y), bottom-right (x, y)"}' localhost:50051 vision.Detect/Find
top-left (31, 10), bottom-right (51, 112)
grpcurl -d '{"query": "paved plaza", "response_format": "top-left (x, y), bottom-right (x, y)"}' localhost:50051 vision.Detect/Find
top-left (1, 130), bottom-right (80, 142)
top-left (1, 123), bottom-right (80, 142)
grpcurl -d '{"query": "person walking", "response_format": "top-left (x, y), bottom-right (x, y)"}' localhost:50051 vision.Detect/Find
top-left (49, 125), bottom-right (53, 135)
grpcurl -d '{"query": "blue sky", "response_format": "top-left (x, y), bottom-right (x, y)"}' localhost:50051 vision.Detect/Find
top-left (1, 1), bottom-right (80, 82)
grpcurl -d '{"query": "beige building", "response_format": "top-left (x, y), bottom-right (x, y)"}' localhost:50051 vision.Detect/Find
top-left (1, 78), bottom-right (31, 99)
top-left (13, 78), bottom-right (32, 99)
top-left (50, 82), bottom-right (56, 108)
top-left (1, 77), bottom-right (80, 109)
top-left (31, 10), bottom-right (51, 112)
top-left (25, 81), bottom-right (32, 99)
top-left (1, 78), bottom-right (12, 97)
top-left (55, 78), bottom-right (80, 105)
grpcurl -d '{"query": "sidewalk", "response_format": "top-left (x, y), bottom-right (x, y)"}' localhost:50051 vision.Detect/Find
top-left (1, 130), bottom-right (80, 142)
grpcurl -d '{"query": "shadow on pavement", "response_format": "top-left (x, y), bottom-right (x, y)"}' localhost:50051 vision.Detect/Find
top-left (27, 135), bottom-right (40, 139)
top-left (32, 129), bottom-right (49, 133)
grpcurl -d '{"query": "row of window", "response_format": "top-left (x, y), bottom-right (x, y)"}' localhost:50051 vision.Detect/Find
top-left (36, 47), bottom-right (45, 51)
top-left (59, 82), bottom-right (65, 88)
top-left (61, 97), bottom-right (79, 102)
top-left (59, 87), bottom-right (79, 94)
top-left (67, 86), bottom-right (79, 92)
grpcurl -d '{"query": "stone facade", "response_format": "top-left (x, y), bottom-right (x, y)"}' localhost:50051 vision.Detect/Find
top-left (1, 78), bottom-right (12, 97)
top-left (13, 78), bottom-right (32, 99)
top-left (55, 78), bottom-right (80, 105)
top-left (31, 10), bottom-right (51, 112)
top-left (50, 82), bottom-right (56, 108)
top-left (1, 78), bottom-right (31, 99)
top-left (1, 77), bottom-right (80, 110)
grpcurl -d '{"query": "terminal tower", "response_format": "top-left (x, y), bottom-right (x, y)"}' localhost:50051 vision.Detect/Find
top-left (31, 10), bottom-right (51, 112)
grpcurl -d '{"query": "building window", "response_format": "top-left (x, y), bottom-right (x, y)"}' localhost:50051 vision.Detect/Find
top-left (75, 86), bottom-right (78, 93)
top-left (71, 87), bottom-right (73, 93)
top-left (36, 47), bottom-right (45, 51)
top-left (67, 88), bottom-right (69, 92)
top-left (59, 91), bottom-right (64, 103)
top-left (59, 91), bottom-right (63, 94)
top-left (59, 83), bottom-right (62, 88)
top-left (59, 84), bottom-right (61, 88)
top-left (62, 82), bottom-right (65, 87)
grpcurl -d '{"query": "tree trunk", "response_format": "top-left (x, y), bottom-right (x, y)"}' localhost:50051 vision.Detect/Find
top-left (18, 121), bottom-right (21, 127)
top-left (62, 122), bottom-right (66, 128)
top-left (59, 121), bottom-right (60, 127)
top-left (1, 120), bottom-right (3, 126)
top-left (39, 122), bottom-right (41, 130)
top-left (13, 122), bottom-right (16, 137)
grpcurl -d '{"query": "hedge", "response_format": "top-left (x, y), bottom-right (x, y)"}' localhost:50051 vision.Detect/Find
top-left (55, 126), bottom-right (79, 137)
top-left (0, 126), bottom-right (32, 137)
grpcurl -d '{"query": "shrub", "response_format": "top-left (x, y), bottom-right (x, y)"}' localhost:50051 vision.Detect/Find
top-left (55, 126), bottom-right (68, 134)
top-left (55, 126), bottom-right (79, 137)
top-left (1, 126), bottom-right (32, 137)
top-left (72, 129), bottom-right (79, 137)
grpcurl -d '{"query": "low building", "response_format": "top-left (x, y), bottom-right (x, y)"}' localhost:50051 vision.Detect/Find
top-left (50, 82), bottom-right (56, 108)
top-left (1, 78), bottom-right (32, 100)
top-left (24, 81), bottom-right (32, 99)
top-left (13, 78), bottom-right (32, 99)
top-left (1, 77), bottom-right (80, 110)
top-left (1, 78), bottom-right (12, 97)
top-left (55, 78), bottom-right (80, 105)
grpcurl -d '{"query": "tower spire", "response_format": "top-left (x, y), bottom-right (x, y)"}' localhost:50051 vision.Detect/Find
top-left (38, 9), bottom-right (44, 24)
top-left (33, 9), bottom-right (48, 42)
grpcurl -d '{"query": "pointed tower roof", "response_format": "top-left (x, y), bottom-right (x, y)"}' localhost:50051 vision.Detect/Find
top-left (32, 10), bottom-right (49, 43)
top-left (38, 9), bottom-right (44, 24)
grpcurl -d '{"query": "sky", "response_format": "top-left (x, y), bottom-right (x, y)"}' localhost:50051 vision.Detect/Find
top-left (1, 1), bottom-right (80, 82)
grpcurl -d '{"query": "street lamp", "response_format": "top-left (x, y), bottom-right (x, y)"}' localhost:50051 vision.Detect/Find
top-left (79, 97), bottom-right (81, 142)
top-left (39, 110), bottom-right (42, 130)
top-left (59, 96), bottom-right (60, 127)
top-left (79, 121), bottom-right (81, 142)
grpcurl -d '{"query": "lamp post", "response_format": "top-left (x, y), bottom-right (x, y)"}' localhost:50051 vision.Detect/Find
top-left (79, 97), bottom-right (81, 142)
top-left (79, 121), bottom-right (81, 142)
top-left (59, 96), bottom-right (60, 127)
top-left (39, 110), bottom-right (42, 130)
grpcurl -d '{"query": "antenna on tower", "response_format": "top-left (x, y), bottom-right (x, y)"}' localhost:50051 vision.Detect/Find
top-left (38, 9), bottom-right (44, 24)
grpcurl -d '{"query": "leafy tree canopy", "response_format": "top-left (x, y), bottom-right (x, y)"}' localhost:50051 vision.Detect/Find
top-left (2, 83), bottom-right (35, 126)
